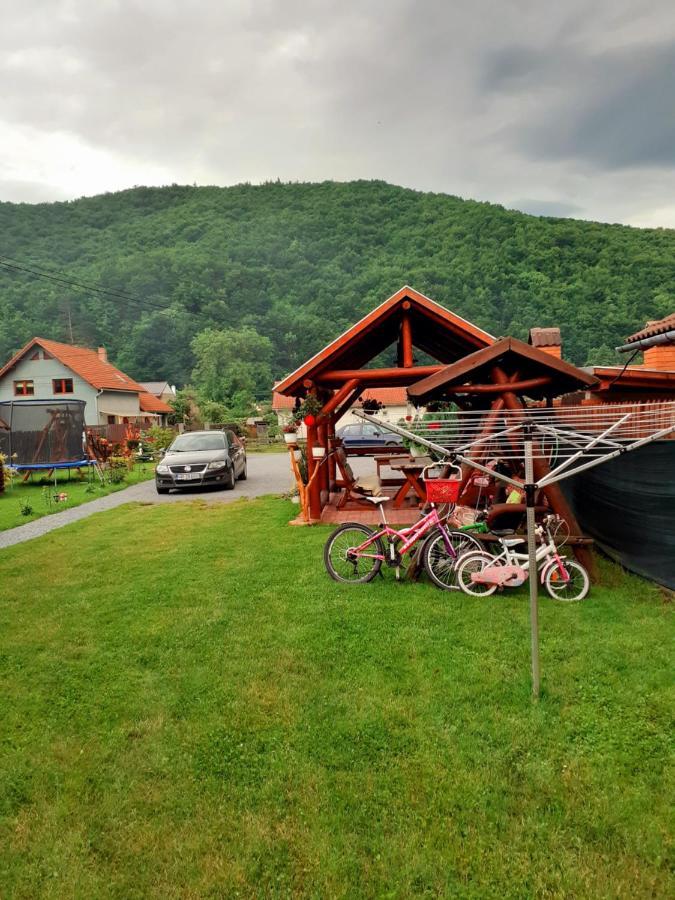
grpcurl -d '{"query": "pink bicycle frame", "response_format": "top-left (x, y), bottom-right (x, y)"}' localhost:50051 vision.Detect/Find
top-left (351, 506), bottom-right (455, 560)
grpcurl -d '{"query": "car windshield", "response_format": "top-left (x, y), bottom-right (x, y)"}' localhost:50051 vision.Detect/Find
top-left (169, 434), bottom-right (226, 452)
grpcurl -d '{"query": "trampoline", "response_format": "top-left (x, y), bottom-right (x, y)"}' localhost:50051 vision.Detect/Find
top-left (0, 399), bottom-right (98, 481)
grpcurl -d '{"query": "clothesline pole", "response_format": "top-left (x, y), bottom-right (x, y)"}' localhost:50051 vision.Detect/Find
top-left (524, 423), bottom-right (541, 699)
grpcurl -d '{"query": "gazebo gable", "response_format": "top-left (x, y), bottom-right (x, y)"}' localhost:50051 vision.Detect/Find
top-left (274, 286), bottom-right (494, 395)
top-left (408, 337), bottom-right (599, 402)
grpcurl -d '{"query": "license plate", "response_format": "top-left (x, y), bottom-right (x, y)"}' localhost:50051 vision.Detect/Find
top-left (176, 472), bottom-right (201, 481)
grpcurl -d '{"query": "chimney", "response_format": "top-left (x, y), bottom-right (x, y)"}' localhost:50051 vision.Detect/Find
top-left (643, 345), bottom-right (675, 371)
top-left (528, 327), bottom-right (562, 359)
top-left (97, 346), bottom-right (108, 363)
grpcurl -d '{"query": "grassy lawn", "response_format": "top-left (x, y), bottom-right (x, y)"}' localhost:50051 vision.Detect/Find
top-left (0, 497), bottom-right (672, 898)
top-left (0, 463), bottom-right (155, 532)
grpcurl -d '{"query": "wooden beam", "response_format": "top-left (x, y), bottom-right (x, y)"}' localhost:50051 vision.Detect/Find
top-left (443, 376), bottom-right (552, 395)
top-left (320, 378), bottom-right (360, 416)
top-left (332, 386), bottom-right (364, 423)
top-left (317, 365), bottom-right (443, 387)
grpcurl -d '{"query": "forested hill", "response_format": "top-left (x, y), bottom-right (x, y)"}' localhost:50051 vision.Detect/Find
top-left (1, 180), bottom-right (674, 388)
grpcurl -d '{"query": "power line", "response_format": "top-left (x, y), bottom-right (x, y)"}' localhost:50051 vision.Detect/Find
top-left (0, 254), bottom-right (217, 325)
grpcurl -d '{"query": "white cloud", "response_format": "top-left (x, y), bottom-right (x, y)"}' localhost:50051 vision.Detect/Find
top-left (0, 120), bottom-right (172, 202)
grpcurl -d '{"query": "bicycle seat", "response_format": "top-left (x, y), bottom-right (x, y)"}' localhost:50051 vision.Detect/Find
top-left (364, 495), bottom-right (389, 506)
top-left (501, 537), bottom-right (526, 547)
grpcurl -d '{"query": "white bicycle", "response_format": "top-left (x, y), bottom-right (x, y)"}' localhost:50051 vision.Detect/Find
top-left (455, 514), bottom-right (590, 601)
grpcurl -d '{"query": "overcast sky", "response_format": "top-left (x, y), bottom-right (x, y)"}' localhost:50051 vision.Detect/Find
top-left (2, 0), bottom-right (675, 226)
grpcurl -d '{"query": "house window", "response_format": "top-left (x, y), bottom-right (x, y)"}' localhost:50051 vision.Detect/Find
top-left (13, 380), bottom-right (34, 396)
top-left (107, 415), bottom-right (116, 425)
top-left (52, 378), bottom-right (73, 394)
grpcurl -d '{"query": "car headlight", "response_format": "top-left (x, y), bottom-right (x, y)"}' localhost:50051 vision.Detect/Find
top-left (207, 460), bottom-right (227, 470)
top-left (156, 464), bottom-right (169, 474)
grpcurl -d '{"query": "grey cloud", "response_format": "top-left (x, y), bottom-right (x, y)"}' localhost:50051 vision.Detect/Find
top-left (533, 44), bottom-right (675, 168)
top-left (483, 38), bottom-right (675, 169)
top-left (1, 0), bottom-right (675, 225)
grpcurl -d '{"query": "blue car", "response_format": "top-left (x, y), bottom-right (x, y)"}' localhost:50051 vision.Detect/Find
top-left (336, 422), bottom-right (404, 448)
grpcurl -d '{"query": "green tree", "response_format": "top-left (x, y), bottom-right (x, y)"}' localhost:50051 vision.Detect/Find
top-left (190, 327), bottom-right (273, 408)
top-left (584, 344), bottom-right (622, 367)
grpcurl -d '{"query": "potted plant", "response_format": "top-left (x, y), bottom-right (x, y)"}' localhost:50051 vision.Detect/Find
top-left (283, 422), bottom-right (299, 444)
top-left (361, 397), bottom-right (385, 414)
top-left (311, 445), bottom-right (326, 458)
top-left (295, 393), bottom-right (323, 426)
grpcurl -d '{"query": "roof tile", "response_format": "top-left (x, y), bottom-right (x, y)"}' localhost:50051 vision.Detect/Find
top-left (625, 313), bottom-right (675, 344)
top-left (0, 337), bottom-right (147, 392)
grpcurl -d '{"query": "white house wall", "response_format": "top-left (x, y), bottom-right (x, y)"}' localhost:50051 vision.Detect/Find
top-left (0, 353), bottom-right (100, 424)
top-left (0, 354), bottom-right (144, 425)
top-left (275, 404), bottom-right (418, 437)
top-left (97, 389), bottom-right (142, 422)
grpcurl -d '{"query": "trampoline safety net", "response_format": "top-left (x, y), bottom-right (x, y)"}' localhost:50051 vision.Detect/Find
top-left (0, 399), bottom-right (86, 466)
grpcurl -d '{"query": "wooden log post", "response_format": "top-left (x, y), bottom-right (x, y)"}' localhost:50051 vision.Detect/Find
top-left (457, 397), bottom-right (506, 501)
top-left (306, 421), bottom-right (322, 520)
top-left (318, 419), bottom-right (329, 504)
top-left (320, 379), bottom-right (361, 499)
top-left (400, 308), bottom-right (414, 368)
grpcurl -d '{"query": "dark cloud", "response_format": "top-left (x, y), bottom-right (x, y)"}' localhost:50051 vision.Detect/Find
top-left (1, 1), bottom-right (675, 225)
top-left (487, 40), bottom-right (675, 168)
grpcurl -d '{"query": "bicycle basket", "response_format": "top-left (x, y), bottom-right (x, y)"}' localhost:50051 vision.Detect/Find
top-left (424, 477), bottom-right (462, 504)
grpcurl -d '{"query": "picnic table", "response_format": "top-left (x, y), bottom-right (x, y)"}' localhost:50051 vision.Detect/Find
top-left (375, 454), bottom-right (410, 478)
top-left (390, 456), bottom-right (434, 508)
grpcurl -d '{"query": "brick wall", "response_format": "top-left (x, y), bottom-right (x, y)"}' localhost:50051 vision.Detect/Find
top-left (644, 345), bottom-right (675, 371)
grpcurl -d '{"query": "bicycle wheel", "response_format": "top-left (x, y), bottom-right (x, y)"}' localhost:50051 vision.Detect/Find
top-left (324, 523), bottom-right (385, 584)
top-left (422, 530), bottom-right (483, 591)
top-left (455, 551), bottom-right (500, 597)
top-left (543, 558), bottom-right (590, 601)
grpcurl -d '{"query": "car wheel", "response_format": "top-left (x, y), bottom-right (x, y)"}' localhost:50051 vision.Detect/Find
top-left (224, 466), bottom-right (236, 490)
top-left (385, 441), bottom-right (399, 447)
top-left (156, 485), bottom-right (170, 495)
top-left (238, 460), bottom-right (247, 481)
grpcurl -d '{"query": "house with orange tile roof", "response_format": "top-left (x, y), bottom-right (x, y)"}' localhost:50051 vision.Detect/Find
top-left (0, 337), bottom-right (173, 426)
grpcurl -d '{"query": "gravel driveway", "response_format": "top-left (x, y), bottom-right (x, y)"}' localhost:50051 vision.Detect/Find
top-left (0, 452), bottom-right (296, 551)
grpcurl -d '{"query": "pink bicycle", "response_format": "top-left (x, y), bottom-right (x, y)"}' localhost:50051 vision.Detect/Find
top-left (323, 466), bottom-right (482, 587)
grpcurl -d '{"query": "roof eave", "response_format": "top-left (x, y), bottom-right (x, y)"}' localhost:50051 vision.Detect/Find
top-left (274, 286), bottom-right (495, 396)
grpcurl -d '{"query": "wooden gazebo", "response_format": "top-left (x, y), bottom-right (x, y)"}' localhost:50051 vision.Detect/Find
top-left (407, 336), bottom-right (600, 569)
top-left (274, 286), bottom-right (494, 519)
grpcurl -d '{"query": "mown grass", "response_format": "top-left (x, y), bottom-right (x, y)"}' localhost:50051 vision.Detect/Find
top-left (0, 463), bottom-right (155, 532)
top-left (0, 497), bottom-right (672, 898)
